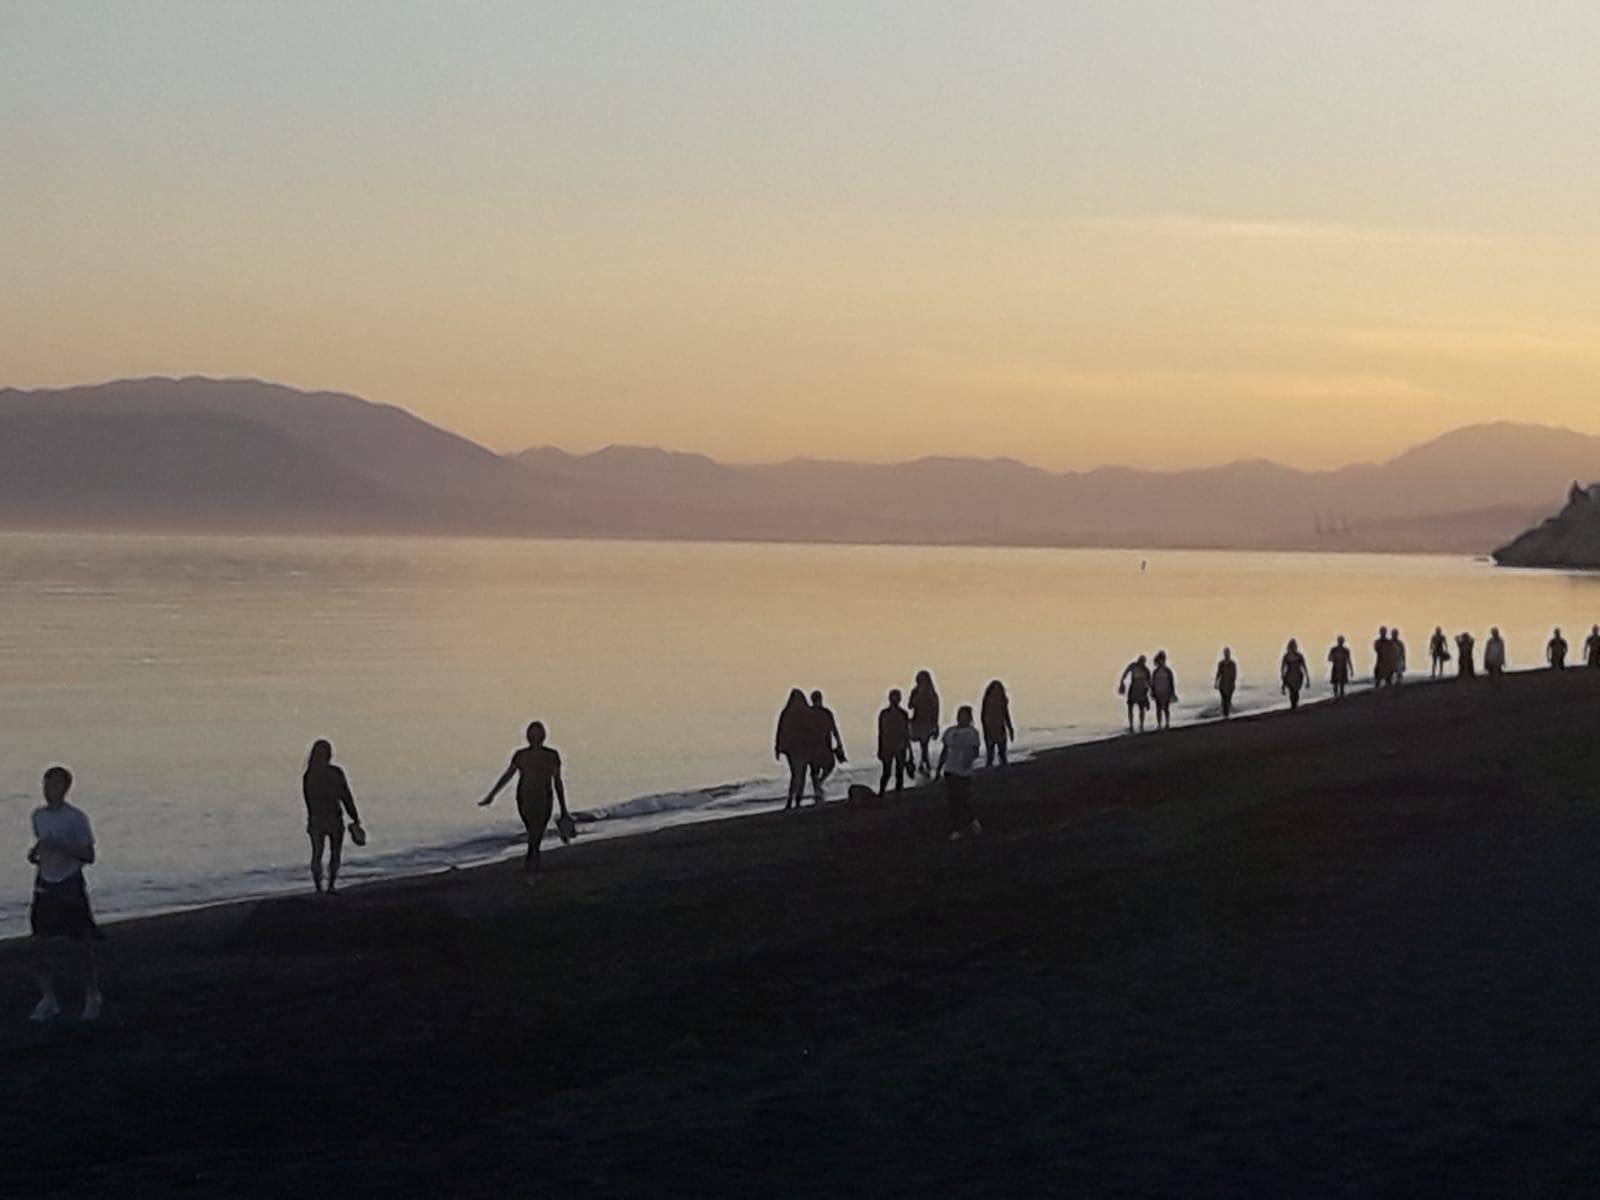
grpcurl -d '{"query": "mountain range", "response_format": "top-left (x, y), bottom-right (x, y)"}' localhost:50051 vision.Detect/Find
top-left (1, 376), bottom-right (1594, 555)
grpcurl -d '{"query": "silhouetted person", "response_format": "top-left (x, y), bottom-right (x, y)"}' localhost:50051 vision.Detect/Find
top-left (774, 689), bottom-right (812, 810)
top-left (1485, 627), bottom-right (1507, 684)
top-left (981, 680), bottom-right (1015, 767)
top-left (808, 689), bottom-right (846, 803)
top-left (1391, 628), bottom-right (1408, 687)
top-left (1150, 651), bottom-right (1177, 730)
top-left (1548, 627), bottom-right (1568, 671)
top-left (1373, 626), bottom-right (1393, 687)
top-left (1119, 654), bottom-right (1152, 732)
top-left (1328, 635), bottom-right (1353, 699)
top-left (479, 720), bottom-right (570, 880)
top-left (909, 670), bottom-right (941, 774)
top-left (1280, 639), bottom-right (1310, 709)
top-left (1214, 647), bottom-right (1238, 718)
top-left (938, 705), bottom-right (983, 841)
top-left (1429, 627), bottom-right (1450, 678)
top-left (1587, 625), bottom-right (1600, 669)
top-left (27, 766), bottom-right (102, 1024)
top-left (1456, 630), bottom-right (1476, 678)
top-left (877, 688), bottom-right (912, 797)
top-left (302, 739), bottom-right (363, 895)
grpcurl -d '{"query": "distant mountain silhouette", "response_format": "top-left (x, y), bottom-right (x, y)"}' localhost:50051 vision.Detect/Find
top-left (0, 378), bottom-right (1593, 554)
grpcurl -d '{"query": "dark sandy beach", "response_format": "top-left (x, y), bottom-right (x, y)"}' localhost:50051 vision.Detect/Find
top-left (7, 669), bottom-right (1600, 1197)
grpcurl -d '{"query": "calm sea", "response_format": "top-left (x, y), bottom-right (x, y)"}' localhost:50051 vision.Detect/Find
top-left (2, 532), bottom-right (1595, 933)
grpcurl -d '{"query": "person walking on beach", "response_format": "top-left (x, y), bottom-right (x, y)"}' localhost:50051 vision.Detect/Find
top-left (1548, 627), bottom-right (1569, 671)
top-left (1214, 647), bottom-right (1238, 718)
top-left (908, 670), bottom-right (941, 775)
top-left (1119, 654), bottom-right (1152, 733)
top-left (1485, 627), bottom-right (1507, 684)
top-left (1391, 628), bottom-right (1408, 687)
top-left (1586, 625), bottom-right (1600, 669)
top-left (774, 689), bottom-right (813, 810)
top-left (1150, 651), bottom-right (1178, 730)
top-left (1429, 627), bottom-right (1451, 678)
top-left (808, 689), bottom-right (847, 803)
top-left (981, 680), bottom-right (1016, 767)
top-left (1328, 635), bottom-right (1353, 699)
top-left (479, 720), bottom-right (571, 880)
top-left (1280, 639), bottom-right (1310, 709)
top-left (26, 766), bottom-right (103, 1023)
top-left (877, 688), bottom-right (912, 797)
top-left (1456, 629), bottom-right (1476, 678)
top-left (938, 705), bottom-right (983, 841)
top-left (1373, 626), bottom-right (1393, 688)
top-left (302, 739), bottom-right (364, 895)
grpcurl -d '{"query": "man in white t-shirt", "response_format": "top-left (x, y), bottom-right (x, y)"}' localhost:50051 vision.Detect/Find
top-left (27, 766), bottom-right (103, 1023)
top-left (938, 705), bottom-right (984, 841)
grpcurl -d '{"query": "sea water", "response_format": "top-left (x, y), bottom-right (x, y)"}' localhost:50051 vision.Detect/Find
top-left (2, 532), bottom-right (1597, 933)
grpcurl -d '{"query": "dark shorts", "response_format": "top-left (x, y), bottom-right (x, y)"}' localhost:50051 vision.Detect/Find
top-left (30, 874), bottom-right (103, 942)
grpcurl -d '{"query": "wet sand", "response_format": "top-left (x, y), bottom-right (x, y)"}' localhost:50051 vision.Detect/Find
top-left (7, 668), bottom-right (1600, 1196)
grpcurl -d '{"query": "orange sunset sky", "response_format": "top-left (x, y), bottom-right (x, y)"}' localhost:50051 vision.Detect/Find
top-left (3, 2), bottom-right (1598, 470)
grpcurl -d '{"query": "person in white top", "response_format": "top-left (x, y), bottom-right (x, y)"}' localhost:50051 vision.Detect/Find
top-left (1484, 627), bottom-right (1507, 685)
top-left (27, 766), bottom-right (103, 1023)
top-left (938, 705), bottom-right (984, 842)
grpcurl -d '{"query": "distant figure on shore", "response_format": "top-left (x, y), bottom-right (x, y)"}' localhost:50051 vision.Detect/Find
top-left (774, 689), bottom-right (813, 810)
top-left (479, 720), bottom-right (570, 879)
top-left (1373, 626), bottom-right (1394, 688)
top-left (909, 670), bottom-right (941, 774)
top-left (877, 689), bottom-right (912, 797)
top-left (1280, 639), bottom-right (1310, 709)
top-left (1456, 629), bottom-right (1476, 678)
top-left (1119, 654), bottom-right (1152, 733)
top-left (1391, 628), bottom-right (1408, 686)
top-left (808, 690), bottom-right (846, 802)
top-left (1151, 651), bottom-right (1178, 730)
top-left (1587, 625), bottom-right (1600, 669)
top-left (981, 680), bottom-right (1016, 767)
top-left (1214, 648), bottom-right (1238, 718)
top-left (938, 705), bottom-right (983, 841)
top-left (1548, 628), bottom-right (1568, 671)
top-left (302, 739), bottom-right (364, 895)
top-left (1429, 627), bottom-right (1451, 678)
top-left (1485, 627), bottom-right (1507, 683)
top-left (1328, 635), bottom-right (1353, 699)
top-left (27, 766), bottom-right (103, 1024)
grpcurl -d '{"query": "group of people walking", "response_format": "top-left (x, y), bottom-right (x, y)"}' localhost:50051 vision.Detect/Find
top-left (775, 671), bottom-right (1015, 840)
top-left (1116, 622), bottom-right (1600, 736)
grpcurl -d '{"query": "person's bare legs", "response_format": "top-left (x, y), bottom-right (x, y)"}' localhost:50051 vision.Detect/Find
top-left (326, 838), bottom-right (343, 894)
top-left (309, 831), bottom-right (325, 894)
top-left (31, 939), bottom-right (60, 1022)
top-left (78, 944), bottom-right (101, 1021)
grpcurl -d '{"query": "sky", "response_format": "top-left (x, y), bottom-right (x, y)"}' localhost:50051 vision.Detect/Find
top-left (3, 1), bottom-right (1599, 471)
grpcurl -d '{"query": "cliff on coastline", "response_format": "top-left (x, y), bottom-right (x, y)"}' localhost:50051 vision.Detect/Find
top-left (1494, 481), bottom-right (1600, 568)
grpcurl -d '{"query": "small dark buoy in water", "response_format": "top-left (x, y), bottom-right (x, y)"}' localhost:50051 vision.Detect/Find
top-left (1141, 559), bottom-right (1148, 572)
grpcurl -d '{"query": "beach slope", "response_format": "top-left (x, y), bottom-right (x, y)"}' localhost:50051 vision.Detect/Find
top-left (7, 671), bottom-right (1600, 1196)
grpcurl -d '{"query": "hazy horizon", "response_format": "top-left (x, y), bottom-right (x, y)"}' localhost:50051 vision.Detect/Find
top-left (6, 4), bottom-right (1600, 471)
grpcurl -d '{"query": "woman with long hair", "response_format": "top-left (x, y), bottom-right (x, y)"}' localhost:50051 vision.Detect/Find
top-left (775, 689), bottom-right (813, 810)
top-left (302, 739), bottom-right (362, 895)
top-left (908, 670), bottom-right (941, 775)
top-left (980, 680), bottom-right (1015, 767)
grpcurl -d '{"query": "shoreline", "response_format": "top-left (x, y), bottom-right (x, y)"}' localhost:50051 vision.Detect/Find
top-left (2, 670), bottom-right (1356, 941)
top-left (9, 664), bottom-right (1600, 1195)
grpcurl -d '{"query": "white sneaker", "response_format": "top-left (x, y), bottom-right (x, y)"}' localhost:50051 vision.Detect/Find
top-left (81, 993), bottom-right (103, 1023)
top-left (969, 820), bottom-right (983, 836)
top-left (948, 830), bottom-right (964, 842)
top-left (29, 995), bottom-right (59, 1024)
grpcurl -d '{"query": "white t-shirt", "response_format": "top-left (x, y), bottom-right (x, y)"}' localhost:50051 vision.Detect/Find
top-left (1485, 637), bottom-right (1506, 668)
top-left (941, 725), bottom-right (983, 777)
top-left (32, 803), bottom-right (93, 884)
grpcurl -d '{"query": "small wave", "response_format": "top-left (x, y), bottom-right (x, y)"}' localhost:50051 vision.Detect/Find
top-left (582, 777), bottom-right (778, 822)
